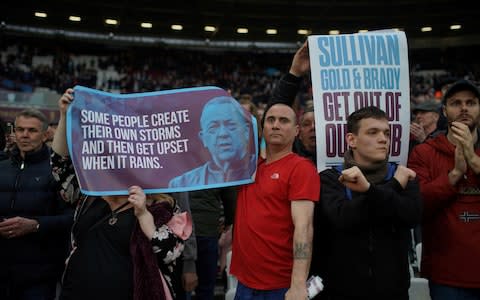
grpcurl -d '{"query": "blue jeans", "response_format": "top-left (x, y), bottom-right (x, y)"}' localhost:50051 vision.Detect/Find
top-left (194, 236), bottom-right (219, 300)
top-left (234, 281), bottom-right (288, 300)
top-left (429, 282), bottom-right (480, 300)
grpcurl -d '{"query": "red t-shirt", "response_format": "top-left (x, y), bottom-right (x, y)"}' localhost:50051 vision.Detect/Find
top-left (230, 153), bottom-right (320, 290)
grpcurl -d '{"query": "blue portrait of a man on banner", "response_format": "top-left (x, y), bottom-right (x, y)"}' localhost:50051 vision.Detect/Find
top-left (169, 96), bottom-right (256, 188)
top-left (67, 86), bottom-right (258, 195)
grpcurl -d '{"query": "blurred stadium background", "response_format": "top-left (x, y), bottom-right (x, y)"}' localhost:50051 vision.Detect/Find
top-left (0, 0), bottom-right (479, 121)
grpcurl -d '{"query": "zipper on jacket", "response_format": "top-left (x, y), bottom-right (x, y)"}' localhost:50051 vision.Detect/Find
top-left (10, 160), bottom-right (25, 209)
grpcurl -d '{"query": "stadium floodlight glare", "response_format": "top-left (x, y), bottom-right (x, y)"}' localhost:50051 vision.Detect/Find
top-left (266, 29), bottom-right (277, 35)
top-left (358, 29), bottom-right (368, 33)
top-left (421, 26), bottom-right (432, 32)
top-left (329, 30), bottom-right (340, 35)
top-left (450, 24), bottom-right (462, 30)
top-left (297, 29), bottom-right (310, 35)
top-left (204, 26), bottom-right (216, 32)
top-left (171, 24), bottom-right (183, 31)
top-left (141, 22), bottom-right (152, 28)
top-left (237, 28), bottom-right (248, 34)
top-left (69, 16), bottom-right (81, 22)
top-left (105, 19), bottom-right (118, 25)
top-left (34, 12), bottom-right (47, 18)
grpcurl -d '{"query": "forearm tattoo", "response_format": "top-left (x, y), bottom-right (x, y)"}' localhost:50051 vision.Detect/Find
top-left (294, 242), bottom-right (310, 259)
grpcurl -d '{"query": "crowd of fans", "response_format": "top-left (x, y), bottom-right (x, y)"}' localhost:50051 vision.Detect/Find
top-left (2, 36), bottom-right (480, 300)
top-left (2, 38), bottom-right (478, 115)
top-left (0, 40), bottom-right (293, 107)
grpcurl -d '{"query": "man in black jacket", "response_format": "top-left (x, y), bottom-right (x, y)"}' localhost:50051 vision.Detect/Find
top-left (0, 108), bottom-right (73, 299)
top-left (271, 41), bottom-right (316, 165)
top-left (318, 107), bottom-right (421, 300)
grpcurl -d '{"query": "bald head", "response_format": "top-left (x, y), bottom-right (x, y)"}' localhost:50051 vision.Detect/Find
top-left (262, 103), bottom-right (299, 148)
top-left (261, 103), bottom-right (297, 128)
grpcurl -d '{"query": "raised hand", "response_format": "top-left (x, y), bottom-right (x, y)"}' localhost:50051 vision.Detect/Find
top-left (59, 88), bottom-right (74, 115)
top-left (289, 41), bottom-right (310, 77)
top-left (127, 185), bottom-right (147, 217)
top-left (52, 88), bottom-right (74, 156)
top-left (410, 122), bottom-right (427, 142)
top-left (450, 121), bottom-right (477, 164)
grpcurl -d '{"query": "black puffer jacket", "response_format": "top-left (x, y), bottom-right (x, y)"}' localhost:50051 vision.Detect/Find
top-left (0, 145), bottom-right (73, 288)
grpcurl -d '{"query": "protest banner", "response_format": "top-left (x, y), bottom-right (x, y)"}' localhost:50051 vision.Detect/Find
top-left (308, 30), bottom-right (410, 171)
top-left (67, 86), bottom-right (258, 195)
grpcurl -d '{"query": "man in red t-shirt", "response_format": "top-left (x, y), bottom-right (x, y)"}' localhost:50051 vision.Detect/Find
top-left (230, 103), bottom-right (320, 300)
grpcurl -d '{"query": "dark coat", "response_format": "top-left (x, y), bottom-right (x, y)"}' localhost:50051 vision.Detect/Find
top-left (312, 166), bottom-right (422, 299)
top-left (0, 145), bottom-right (73, 287)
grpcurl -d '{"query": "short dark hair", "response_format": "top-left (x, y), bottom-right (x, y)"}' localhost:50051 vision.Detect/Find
top-left (261, 103), bottom-right (297, 128)
top-left (15, 108), bottom-right (49, 131)
top-left (300, 106), bottom-right (314, 124)
top-left (239, 97), bottom-right (258, 116)
top-left (347, 106), bottom-right (387, 134)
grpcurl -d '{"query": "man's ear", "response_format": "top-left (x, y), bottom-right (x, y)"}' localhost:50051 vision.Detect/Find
top-left (346, 132), bottom-right (356, 149)
top-left (41, 131), bottom-right (48, 143)
top-left (442, 105), bottom-right (447, 118)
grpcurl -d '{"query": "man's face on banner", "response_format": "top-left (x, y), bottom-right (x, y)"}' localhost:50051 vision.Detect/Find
top-left (199, 102), bottom-right (249, 166)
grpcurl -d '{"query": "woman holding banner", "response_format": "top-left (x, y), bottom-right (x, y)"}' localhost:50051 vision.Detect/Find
top-left (51, 88), bottom-right (192, 300)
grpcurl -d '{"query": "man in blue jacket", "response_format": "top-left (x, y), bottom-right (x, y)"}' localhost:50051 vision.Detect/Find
top-left (0, 108), bottom-right (73, 299)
